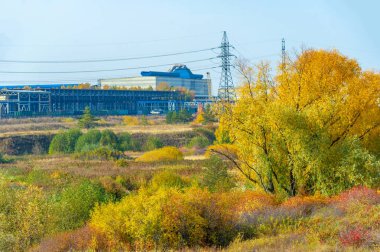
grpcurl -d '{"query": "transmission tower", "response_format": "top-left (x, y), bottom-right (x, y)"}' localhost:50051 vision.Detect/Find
top-left (218, 31), bottom-right (236, 102)
top-left (282, 38), bottom-right (286, 66)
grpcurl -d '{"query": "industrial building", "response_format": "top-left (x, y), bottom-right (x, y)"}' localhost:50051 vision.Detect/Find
top-left (0, 65), bottom-right (213, 118)
top-left (0, 88), bottom-right (185, 118)
top-left (98, 65), bottom-right (212, 99)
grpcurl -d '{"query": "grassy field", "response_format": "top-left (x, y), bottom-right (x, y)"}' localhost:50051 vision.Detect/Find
top-left (2, 154), bottom-right (379, 251)
top-left (0, 116), bottom-right (193, 137)
top-left (0, 117), bottom-right (379, 251)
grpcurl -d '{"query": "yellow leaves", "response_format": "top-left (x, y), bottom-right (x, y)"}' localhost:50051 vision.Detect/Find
top-left (122, 116), bottom-right (139, 126)
top-left (135, 146), bottom-right (184, 162)
top-left (90, 186), bottom-right (278, 249)
top-left (276, 49), bottom-right (380, 151)
top-left (216, 49), bottom-right (380, 196)
top-left (193, 110), bottom-right (205, 125)
top-left (206, 144), bottom-right (239, 160)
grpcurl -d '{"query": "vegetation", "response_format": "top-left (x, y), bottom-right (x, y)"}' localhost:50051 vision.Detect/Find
top-left (193, 104), bottom-right (217, 125)
top-left (187, 135), bottom-right (210, 149)
top-left (166, 109), bottom-right (192, 124)
top-left (78, 106), bottom-right (97, 129)
top-left (135, 146), bottom-right (184, 162)
top-left (48, 128), bottom-right (82, 154)
top-left (143, 135), bottom-right (164, 151)
top-left (213, 50), bottom-right (380, 196)
top-left (201, 155), bottom-right (235, 192)
top-left (1, 49), bottom-right (379, 251)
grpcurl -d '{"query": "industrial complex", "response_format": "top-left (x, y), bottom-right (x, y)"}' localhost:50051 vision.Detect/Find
top-left (0, 32), bottom-right (239, 119)
top-left (0, 65), bottom-right (211, 118)
top-left (99, 64), bottom-right (211, 99)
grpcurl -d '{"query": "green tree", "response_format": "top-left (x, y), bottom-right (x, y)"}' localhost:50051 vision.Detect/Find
top-left (75, 129), bottom-right (102, 152)
top-left (78, 106), bottom-right (97, 129)
top-left (143, 136), bottom-right (164, 151)
top-left (99, 129), bottom-right (118, 149)
top-left (118, 132), bottom-right (141, 151)
top-left (49, 129), bottom-right (82, 154)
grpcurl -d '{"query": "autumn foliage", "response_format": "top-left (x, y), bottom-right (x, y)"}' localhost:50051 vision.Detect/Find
top-left (215, 49), bottom-right (380, 196)
top-left (135, 146), bottom-right (184, 162)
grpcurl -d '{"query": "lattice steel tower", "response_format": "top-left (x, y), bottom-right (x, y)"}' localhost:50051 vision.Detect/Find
top-left (282, 38), bottom-right (286, 66)
top-left (218, 31), bottom-right (236, 102)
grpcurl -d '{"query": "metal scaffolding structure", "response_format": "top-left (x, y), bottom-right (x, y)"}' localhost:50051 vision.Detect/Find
top-left (0, 90), bottom-right (50, 118)
top-left (0, 88), bottom-right (185, 118)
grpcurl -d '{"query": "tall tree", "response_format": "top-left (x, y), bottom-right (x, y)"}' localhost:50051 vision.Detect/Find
top-left (212, 50), bottom-right (380, 196)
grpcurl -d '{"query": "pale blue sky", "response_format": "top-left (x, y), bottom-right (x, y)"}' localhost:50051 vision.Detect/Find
top-left (0, 0), bottom-right (379, 94)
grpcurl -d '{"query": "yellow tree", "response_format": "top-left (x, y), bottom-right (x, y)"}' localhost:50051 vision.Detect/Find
top-left (193, 104), bottom-right (205, 124)
top-left (213, 51), bottom-right (380, 196)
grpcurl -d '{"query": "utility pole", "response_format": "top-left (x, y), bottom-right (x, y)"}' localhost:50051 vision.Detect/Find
top-left (218, 31), bottom-right (236, 102)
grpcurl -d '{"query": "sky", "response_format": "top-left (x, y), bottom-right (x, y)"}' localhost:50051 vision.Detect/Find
top-left (0, 0), bottom-right (379, 94)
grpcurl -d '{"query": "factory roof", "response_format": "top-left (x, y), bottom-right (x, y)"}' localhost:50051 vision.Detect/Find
top-left (0, 84), bottom-right (79, 89)
top-left (141, 64), bottom-right (203, 79)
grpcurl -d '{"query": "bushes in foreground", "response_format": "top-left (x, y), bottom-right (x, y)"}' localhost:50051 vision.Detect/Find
top-left (89, 187), bottom-right (275, 250)
top-left (0, 178), bottom-right (109, 251)
top-left (28, 185), bottom-right (380, 251)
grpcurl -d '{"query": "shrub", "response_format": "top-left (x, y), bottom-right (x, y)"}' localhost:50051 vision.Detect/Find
top-left (333, 186), bottom-right (380, 210)
top-left (34, 226), bottom-right (108, 252)
top-left (0, 185), bottom-right (51, 251)
top-left (117, 132), bottom-right (133, 151)
top-left (119, 133), bottom-right (142, 151)
top-left (123, 116), bottom-right (139, 126)
top-left (100, 129), bottom-right (118, 149)
top-left (114, 159), bottom-right (129, 168)
top-left (74, 146), bottom-right (124, 161)
top-left (339, 226), bottom-right (371, 247)
top-left (49, 128), bottom-right (82, 154)
top-left (194, 127), bottom-right (216, 143)
top-left (187, 135), bottom-right (210, 149)
top-left (336, 186), bottom-right (380, 204)
top-left (90, 187), bottom-right (242, 250)
top-left (166, 110), bottom-right (192, 124)
top-left (0, 153), bottom-right (10, 164)
top-left (75, 129), bottom-right (102, 152)
top-left (136, 147), bottom-right (183, 162)
top-left (150, 171), bottom-right (189, 190)
top-left (54, 180), bottom-right (108, 231)
top-left (202, 155), bottom-right (235, 192)
top-left (143, 136), bottom-right (164, 151)
top-left (193, 110), bottom-right (205, 124)
top-left (140, 115), bottom-right (149, 125)
top-left (99, 176), bottom-right (128, 200)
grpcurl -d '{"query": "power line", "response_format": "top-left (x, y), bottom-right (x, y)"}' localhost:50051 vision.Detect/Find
top-left (0, 57), bottom-right (217, 74)
top-left (0, 47), bottom-right (218, 64)
top-left (0, 32), bottom-right (222, 48)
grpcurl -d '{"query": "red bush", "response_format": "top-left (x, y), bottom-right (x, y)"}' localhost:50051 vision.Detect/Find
top-left (339, 226), bottom-right (371, 247)
top-left (334, 186), bottom-right (380, 209)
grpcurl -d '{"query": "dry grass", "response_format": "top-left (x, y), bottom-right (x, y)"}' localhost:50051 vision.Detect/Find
top-left (184, 155), bottom-right (207, 160)
top-left (0, 155), bottom-right (204, 179)
top-left (0, 115), bottom-right (192, 137)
